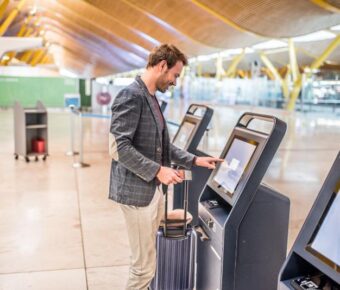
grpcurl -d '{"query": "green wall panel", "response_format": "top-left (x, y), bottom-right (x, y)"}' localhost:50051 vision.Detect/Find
top-left (79, 79), bottom-right (91, 107)
top-left (0, 76), bottom-right (79, 108)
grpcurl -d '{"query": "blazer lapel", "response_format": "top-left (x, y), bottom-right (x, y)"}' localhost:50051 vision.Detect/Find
top-left (163, 124), bottom-right (171, 166)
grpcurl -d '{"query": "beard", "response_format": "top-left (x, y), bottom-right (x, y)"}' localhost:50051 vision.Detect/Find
top-left (157, 85), bottom-right (167, 93)
top-left (156, 75), bottom-right (169, 93)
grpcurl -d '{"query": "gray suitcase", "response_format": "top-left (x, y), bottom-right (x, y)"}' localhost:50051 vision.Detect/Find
top-left (150, 172), bottom-right (196, 290)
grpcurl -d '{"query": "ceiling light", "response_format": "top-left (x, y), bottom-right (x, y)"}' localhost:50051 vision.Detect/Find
top-left (197, 54), bottom-right (217, 62)
top-left (59, 68), bottom-right (79, 78)
top-left (292, 30), bottom-right (336, 42)
top-left (188, 58), bottom-right (196, 64)
top-left (304, 67), bottom-right (319, 73)
top-left (220, 47), bottom-right (254, 57)
top-left (146, 14), bottom-right (181, 36)
top-left (96, 77), bottom-right (110, 85)
top-left (113, 77), bottom-right (135, 86)
top-left (330, 25), bottom-right (340, 31)
top-left (30, 6), bottom-right (37, 16)
top-left (252, 40), bottom-right (287, 50)
top-left (134, 30), bottom-right (160, 46)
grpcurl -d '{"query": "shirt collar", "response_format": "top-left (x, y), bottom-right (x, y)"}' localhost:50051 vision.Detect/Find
top-left (135, 75), bottom-right (157, 98)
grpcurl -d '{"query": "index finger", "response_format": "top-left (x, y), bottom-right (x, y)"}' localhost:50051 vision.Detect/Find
top-left (210, 158), bottom-right (224, 162)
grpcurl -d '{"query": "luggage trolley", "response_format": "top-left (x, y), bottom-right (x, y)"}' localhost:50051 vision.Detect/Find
top-left (195, 113), bottom-right (290, 290)
top-left (278, 152), bottom-right (340, 290)
top-left (172, 104), bottom-right (213, 225)
top-left (14, 101), bottom-right (48, 162)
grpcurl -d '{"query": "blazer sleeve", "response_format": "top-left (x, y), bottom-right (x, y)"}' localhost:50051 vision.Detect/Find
top-left (109, 89), bottom-right (160, 182)
top-left (170, 143), bottom-right (195, 169)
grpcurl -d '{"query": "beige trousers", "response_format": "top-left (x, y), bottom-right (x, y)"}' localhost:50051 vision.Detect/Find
top-left (120, 187), bottom-right (164, 290)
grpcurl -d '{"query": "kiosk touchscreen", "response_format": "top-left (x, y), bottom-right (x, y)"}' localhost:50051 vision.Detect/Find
top-left (173, 120), bottom-right (197, 150)
top-left (279, 152), bottom-right (340, 290)
top-left (213, 137), bottom-right (258, 197)
top-left (196, 113), bottom-right (289, 290)
top-left (308, 189), bottom-right (340, 270)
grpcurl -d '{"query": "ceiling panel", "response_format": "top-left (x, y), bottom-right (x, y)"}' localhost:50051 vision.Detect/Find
top-left (86, 0), bottom-right (220, 56)
top-left (195, 0), bottom-right (340, 37)
top-left (123, 0), bottom-right (262, 48)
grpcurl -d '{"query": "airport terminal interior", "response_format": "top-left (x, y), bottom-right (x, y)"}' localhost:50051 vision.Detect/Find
top-left (0, 0), bottom-right (340, 290)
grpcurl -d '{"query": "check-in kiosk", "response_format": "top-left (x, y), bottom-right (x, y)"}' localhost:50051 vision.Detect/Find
top-left (278, 152), bottom-right (340, 290)
top-left (195, 113), bottom-right (290, 290)
top-left (172, 104), bottom-right (213, 224)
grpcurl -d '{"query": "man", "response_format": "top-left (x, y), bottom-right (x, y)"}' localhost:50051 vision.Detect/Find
top-left (109, 44), bottom-right (222, 290)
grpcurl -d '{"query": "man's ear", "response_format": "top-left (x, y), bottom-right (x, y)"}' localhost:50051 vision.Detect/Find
top-left (159, 60), bottom-right (168, 72)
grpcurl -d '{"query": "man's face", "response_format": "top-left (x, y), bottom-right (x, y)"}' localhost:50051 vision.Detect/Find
top-left (156, 61), bottom-right (183, 93)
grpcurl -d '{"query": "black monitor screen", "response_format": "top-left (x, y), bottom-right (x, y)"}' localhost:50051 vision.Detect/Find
top-left (309, 189), bottom-right (340, 270)
top-left (213, 137), bottom-right (257, 196)
top-left (173, 121), bottom-right (196, 150)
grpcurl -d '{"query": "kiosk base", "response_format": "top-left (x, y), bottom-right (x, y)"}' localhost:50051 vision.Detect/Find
top-left (280, 275), bottom-right (340, 290)
top-left (196, 184), bottom-right (290, 290)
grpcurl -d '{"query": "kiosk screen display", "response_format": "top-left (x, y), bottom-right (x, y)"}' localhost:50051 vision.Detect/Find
top-left (173, 121), bottom-right (196, 150)
top-left (309, 189), bottom-right (340, 268)
top-left (213, 137), bottom-right (257, 195)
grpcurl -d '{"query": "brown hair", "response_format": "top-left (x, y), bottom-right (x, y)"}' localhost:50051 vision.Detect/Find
top-left (146, 44), bottom-right (188, 69)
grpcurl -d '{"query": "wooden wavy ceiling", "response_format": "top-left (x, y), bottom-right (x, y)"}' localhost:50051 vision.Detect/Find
top-left (1, 0), bottom-right (340, 77)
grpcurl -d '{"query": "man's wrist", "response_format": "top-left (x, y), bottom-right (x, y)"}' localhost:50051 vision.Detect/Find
top-left (193, 156), bottom-right (197, 166)
top-left (155, 165), bottom-right (162, 177)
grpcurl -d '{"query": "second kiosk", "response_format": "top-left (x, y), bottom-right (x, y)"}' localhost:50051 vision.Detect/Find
top-left (172, 104), bottom-right (213, 225)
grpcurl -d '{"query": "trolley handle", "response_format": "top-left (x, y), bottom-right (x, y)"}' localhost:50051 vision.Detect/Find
top-left (164, 169), bottom-right (191, 238)
top-left (237, 113), bottom-right (279, 136)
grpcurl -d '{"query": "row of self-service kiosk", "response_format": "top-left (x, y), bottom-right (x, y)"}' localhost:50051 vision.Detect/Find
top-left (168, 103), bottom-right (339, 290)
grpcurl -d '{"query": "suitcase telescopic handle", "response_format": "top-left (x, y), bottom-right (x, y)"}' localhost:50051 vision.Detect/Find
top-left (237, 113), bottom-right (279, 136)
top-left (164, 170), bottom-right (191, 238)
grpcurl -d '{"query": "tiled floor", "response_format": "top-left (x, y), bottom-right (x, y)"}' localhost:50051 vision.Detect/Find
top-left (0, 100), bottom-right (339, 289)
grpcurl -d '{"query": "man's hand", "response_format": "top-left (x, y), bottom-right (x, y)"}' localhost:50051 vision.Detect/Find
top-left (156, 166), bottom-right (183, 185)
top-left (194, 157), bottom-right (224, 170)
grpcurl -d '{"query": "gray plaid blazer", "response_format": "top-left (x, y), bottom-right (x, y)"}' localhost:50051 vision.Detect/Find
top-left (109, 76), bottom-right (195, 207)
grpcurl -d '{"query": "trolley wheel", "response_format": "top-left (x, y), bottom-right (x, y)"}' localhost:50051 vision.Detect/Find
top-left (25, 156), bottom-right (30, 163)
top-left (14, 154), bottom-right (18, 160)
top-left (35, 156), bottom-right (39, 162)
top-left (42, 155), bottom-right (47, 161)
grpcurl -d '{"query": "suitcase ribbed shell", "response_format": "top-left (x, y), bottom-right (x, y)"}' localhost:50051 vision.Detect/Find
top-left (150, 229), bottom-right (195, 290)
